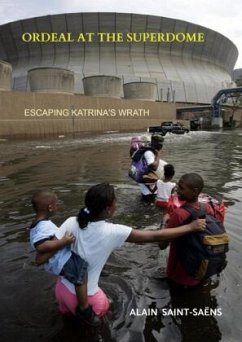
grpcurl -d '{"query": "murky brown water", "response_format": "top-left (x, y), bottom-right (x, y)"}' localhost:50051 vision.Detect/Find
top-left (0, 130), bottom-right (242, 342)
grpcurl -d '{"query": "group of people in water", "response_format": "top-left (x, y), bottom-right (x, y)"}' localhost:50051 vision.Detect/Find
top-left (29, 133), bottom-right (228, 328)
top-left (129, 133), bottom-right (176, 205)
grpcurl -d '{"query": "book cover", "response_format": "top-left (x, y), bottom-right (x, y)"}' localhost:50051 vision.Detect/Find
top-left (0, 1), bottom-right (241, 341)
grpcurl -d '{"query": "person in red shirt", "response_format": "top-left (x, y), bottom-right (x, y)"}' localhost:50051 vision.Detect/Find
top-left (161, 173), bottom-right (215, 287)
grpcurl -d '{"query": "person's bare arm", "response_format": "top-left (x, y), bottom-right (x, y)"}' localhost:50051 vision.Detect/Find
top-left (35, 233), bottom-right (75, 265)
top-left (35, 251), bottom-right (55, 266)
top-left (35, 233), bottom-right (75, 253)
top-left (157, 213), bottom-right (171, 249)
top-left (126, 219), bottom-right (205, 243)
top-left (148, 153), bottom-right (160, 171)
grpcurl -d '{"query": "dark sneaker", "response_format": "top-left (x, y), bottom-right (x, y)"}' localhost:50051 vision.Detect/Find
top-left (75, 305), bottom-right (101, 327)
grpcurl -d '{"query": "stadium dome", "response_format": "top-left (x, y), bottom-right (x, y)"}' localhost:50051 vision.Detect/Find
top-left (0, 12), bottom-right (238, 103)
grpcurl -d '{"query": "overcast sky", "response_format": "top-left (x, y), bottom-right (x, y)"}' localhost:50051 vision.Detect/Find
top-left (0, 0), bottom-right (241, 69)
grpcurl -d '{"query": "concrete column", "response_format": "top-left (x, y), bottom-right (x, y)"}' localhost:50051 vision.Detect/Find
top-left (28, 67), bottom-right (74, 94)
top-left (123, 82), bottom-right (157, 101)
top-left (83, 76), bottom-right (122, 97)
top-left (211, 117), bottom-right (223, 128)
top-left (0, 61), bottom-right (12, 90)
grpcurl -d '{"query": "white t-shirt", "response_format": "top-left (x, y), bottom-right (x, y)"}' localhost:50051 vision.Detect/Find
top-left (156, 180), bottom-right (176, 202)
top-left (139, 150), bottom-right (167, 195)
top-left (55, 217), bottom-right (132, 295)
top-left (29, 220), bottom-right (71, 275)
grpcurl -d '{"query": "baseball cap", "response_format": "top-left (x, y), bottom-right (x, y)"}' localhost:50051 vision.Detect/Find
top-left (151, 134), bottom-right (164, 146)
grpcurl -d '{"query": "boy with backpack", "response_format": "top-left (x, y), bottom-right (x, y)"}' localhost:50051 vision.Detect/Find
top-left (161, 173), bottom-right (229, 287)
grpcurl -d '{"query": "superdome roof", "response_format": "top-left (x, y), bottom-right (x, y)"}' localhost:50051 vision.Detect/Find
top-left (0, 12), bottom-right (238, 103)
top-left (0, 12), bottom-right (238, 70)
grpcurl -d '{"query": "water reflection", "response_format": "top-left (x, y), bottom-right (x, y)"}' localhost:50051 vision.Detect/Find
top-left (167, 280), bottom-right (222, 341)
top-left (0, 130), bottom-right (242, 341)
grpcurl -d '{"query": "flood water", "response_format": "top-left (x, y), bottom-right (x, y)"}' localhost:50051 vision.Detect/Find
top-left (0, 130), bottom-right (242, 342)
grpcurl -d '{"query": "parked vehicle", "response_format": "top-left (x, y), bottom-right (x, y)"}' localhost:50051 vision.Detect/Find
top-left (148, 121), bottom-right (189, 135)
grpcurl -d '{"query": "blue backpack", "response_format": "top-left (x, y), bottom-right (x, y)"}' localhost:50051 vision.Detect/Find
top-left (176, 204), bottom-right (229, 281)
top-left (128, 147), bottom-right (154, 183)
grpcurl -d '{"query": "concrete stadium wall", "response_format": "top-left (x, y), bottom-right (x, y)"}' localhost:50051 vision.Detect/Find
top-left (0, 91), bottom-right (176, 138)
top-left (0, 61), bottom-right (12, 91)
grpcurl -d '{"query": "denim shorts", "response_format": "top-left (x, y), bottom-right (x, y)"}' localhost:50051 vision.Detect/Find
top-left (60, 252), bottom-right (88, 286)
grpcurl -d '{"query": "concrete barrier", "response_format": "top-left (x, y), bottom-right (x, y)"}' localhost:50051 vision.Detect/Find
top-left (0, 90), bottom-right (176, 138)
